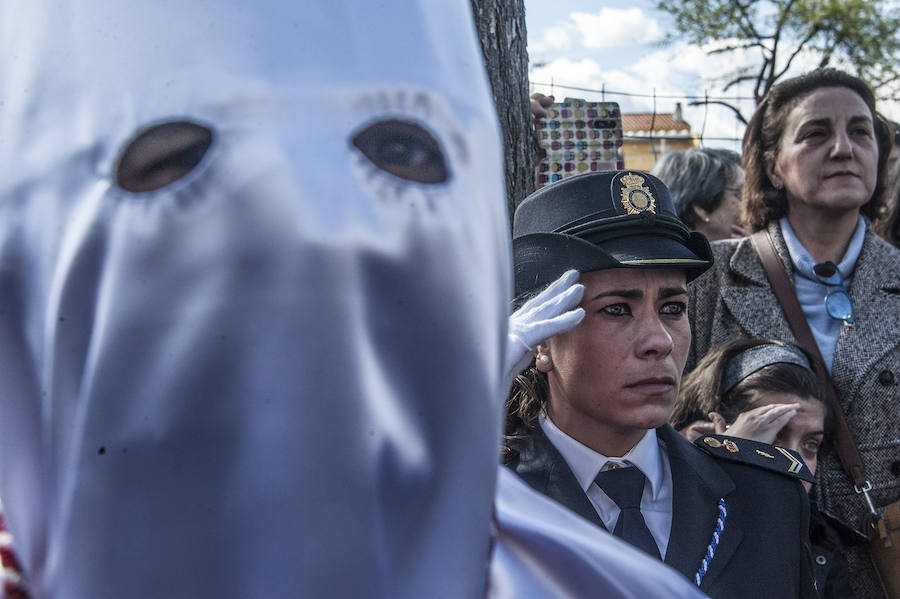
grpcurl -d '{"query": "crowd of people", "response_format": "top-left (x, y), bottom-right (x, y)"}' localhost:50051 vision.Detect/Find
top-left (0, 2), bottom-right (898, 598)
top-left (514, 69), bottom-right (899, 598)
top-left (685, 69), bottom-right (899, 599)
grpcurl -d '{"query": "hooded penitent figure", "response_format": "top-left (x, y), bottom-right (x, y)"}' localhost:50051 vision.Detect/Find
top-left (0, 2), bottom-right (713, 598)
top-left (0, 2), bottom-right (511, 596)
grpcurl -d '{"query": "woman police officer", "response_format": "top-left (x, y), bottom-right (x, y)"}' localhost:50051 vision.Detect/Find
top-left (504, 170), bottom-right (817, 598)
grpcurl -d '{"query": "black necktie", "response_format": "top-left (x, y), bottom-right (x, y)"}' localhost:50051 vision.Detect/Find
top-left (594, 466), bottom-right (661, 559)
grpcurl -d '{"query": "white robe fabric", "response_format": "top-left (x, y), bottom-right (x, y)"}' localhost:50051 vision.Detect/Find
top-left (0, 2), bottom-right (707, 598)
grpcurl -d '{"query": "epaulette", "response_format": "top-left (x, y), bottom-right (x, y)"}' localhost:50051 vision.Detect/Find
top-left (694, 434), bottom-right (816, 484)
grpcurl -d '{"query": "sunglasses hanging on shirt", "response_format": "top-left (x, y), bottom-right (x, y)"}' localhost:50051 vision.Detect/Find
top-left (812, 261), bottom-right (854, 325)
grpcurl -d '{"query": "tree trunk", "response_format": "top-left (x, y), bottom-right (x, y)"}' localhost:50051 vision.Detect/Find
top-left (470, 0), bottom-right (535, 223)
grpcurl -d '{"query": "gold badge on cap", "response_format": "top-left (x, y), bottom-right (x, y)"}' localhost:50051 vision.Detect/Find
top-left (619, 172), bottom-right (656, 215)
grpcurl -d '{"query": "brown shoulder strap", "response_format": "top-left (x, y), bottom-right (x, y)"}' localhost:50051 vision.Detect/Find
top-left (749, 229), bottom-right (867, 487)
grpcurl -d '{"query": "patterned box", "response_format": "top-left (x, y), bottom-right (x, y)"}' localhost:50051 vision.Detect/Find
top-left (535, 97), bottom-right (624, 189)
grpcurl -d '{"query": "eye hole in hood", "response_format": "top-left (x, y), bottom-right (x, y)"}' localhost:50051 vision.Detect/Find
top-left (116, 120), bottom-right (214, 193)
top-left (352, 119), bottom-right (449, 184)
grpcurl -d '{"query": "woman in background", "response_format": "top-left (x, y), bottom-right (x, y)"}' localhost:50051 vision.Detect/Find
top-left (652, 147), bottom-right (746, 241)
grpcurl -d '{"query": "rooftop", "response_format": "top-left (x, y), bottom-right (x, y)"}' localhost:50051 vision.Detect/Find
top-left (622, 112), bottom-right (691, 133)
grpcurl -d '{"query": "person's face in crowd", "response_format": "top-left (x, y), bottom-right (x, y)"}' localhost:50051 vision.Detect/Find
top-left (752, 391), bottom-right (826, 492)
top-left (693, 168), bottom-right (745, 241)
top-left (538, 268), bottom-right (690, 456)
top-left (767, 86), bottom-right (879, 218)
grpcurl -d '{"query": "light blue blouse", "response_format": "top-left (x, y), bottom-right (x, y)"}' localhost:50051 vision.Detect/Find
top-left (780, 215), bottom-right (866, 372)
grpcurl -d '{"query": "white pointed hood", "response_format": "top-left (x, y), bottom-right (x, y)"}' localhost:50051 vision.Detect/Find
top-left (0, 2), bottom-right (510, 596)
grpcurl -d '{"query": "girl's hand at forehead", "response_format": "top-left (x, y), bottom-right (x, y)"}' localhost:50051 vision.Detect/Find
top-left (708, 402), bottom-right (800, 445)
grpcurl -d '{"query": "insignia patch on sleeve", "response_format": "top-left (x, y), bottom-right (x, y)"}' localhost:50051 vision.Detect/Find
top-left (694, 434), bottom-right (817, 483)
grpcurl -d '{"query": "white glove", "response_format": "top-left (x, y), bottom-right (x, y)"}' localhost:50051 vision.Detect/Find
top-left (504, 269), bottom-right (585, 386)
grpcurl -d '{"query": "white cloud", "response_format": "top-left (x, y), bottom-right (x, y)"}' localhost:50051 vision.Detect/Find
top-left (531, 57), bottom-right (605, 92)
top-left (528, 8), bottom-right (662, 56)
top-left (572, 9), bottom-right (662, 48)
top-left (529, 23), bottom-right (576, 54)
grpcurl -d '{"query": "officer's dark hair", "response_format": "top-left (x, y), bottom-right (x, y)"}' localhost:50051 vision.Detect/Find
top-left (742, 68), bottom-right (892, 232)
top-left (651, 148), bottom-right (742, 228)
top-left (505, 361), bottom-right (549, 441)
top-left (671, 338), bottom-right (832, 440)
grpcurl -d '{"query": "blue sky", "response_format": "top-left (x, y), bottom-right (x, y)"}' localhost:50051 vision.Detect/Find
top-left (524, 1), bottom-right (900, 153)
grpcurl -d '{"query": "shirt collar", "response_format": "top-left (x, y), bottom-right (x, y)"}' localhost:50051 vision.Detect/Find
top-left (780, 214), bottom-right (866, 281)
top-left (539, 412), bottom-right (665, 499)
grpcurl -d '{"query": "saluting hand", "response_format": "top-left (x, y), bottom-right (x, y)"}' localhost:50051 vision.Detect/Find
top-left (708, 403), bottom-right (800, 445)
top-left (504, 269), bottom-right (584, 389)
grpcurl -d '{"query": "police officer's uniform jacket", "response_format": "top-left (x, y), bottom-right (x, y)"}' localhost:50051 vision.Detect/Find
top-left (504, 424), bottom-right (818, 599)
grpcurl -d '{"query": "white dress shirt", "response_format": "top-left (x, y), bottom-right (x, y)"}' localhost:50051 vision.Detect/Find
top-left (540, 413), bottom-right (674, 558)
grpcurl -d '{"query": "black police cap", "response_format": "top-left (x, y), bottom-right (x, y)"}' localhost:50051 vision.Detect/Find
top-left (513, 171), bottom-right (713, 299)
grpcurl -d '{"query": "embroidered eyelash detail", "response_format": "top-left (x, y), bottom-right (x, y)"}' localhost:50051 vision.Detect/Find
top-left (350, 127), bottom-right (449, 212)
top-left (345, 88), bottom-right (468, 210)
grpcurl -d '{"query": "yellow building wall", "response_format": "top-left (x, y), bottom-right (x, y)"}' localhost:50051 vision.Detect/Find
top-left (623, 137), bottom-right (698, 171)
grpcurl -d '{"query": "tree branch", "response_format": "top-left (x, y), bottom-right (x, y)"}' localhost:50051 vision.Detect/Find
top-left (733, 0), bottom-right (762, 39)
top-left (774, 27), bottom-right (822, 81)
top-left (722, 74), bottom-right (760, 92)
top-left (708, 41), bottom-right (767, 54)
top-left (688, 99), bottom-right (748, 125)
top-left (762, 0), bottom-right (802, 95)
